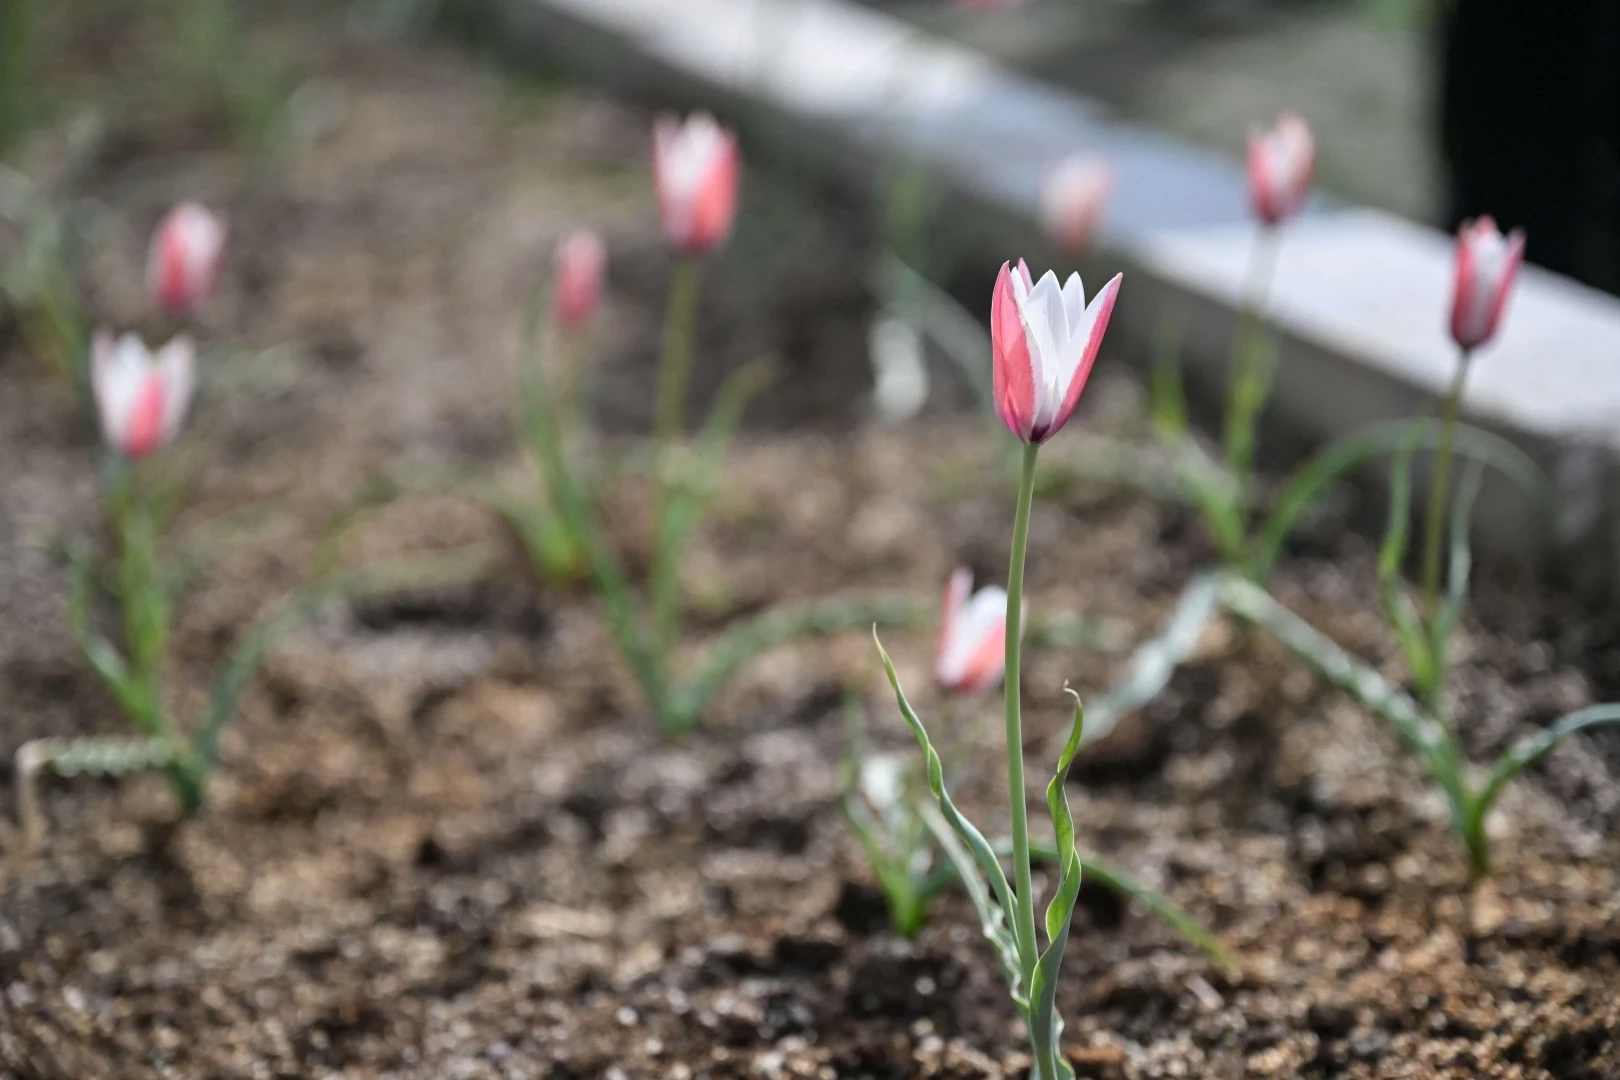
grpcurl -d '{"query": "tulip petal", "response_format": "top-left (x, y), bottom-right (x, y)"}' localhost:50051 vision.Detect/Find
top-left (1045, 273), bottom-right (1121, 441)
top-left (991, 262), bottom-right (1038, 441)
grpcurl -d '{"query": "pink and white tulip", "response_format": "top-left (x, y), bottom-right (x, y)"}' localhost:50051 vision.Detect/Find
top-left (653, 113), bottom-right (740, 256)
top-left (1246, 113), bottom-right (1314, 227)
top-left (990, 259), bottom-right (1121, 444)
top-left (147, 203), bottom-right (227, 317)
top-left (936, 569), bottom-right (1008, 696)
top-left (91, 331), bottom-right (195, 459)
top-left (1449, 217), bottom-right (1525, 352)
top-left (553, 229), bottom-right (607, 330)
top-left (1039, 156), bottom-right (1111, 253)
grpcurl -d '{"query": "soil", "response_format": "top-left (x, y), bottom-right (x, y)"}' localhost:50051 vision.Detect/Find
top-left (3, 10), bottom-right (1620, 1080)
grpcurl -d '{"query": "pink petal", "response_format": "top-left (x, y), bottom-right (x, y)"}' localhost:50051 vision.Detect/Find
top-left (991, 261), bottom-right (1037, 442)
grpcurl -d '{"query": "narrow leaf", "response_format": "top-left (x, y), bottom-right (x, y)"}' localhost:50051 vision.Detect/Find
top-left (653, 358), bottom-right (773, 652)
top-left (1476, 704), bottom-right (1620, 819)
top-left (1027, 689), bottom-right (1087, 1080)
top-left (1079, 573), bottom-right (1222, 747)
top-left (874, 631), bottom-right (1028, 992)
top-left (670, 595), bottom-right (922, 733)
top-left (1431, 459), bottom-right (1486, 678)
top-left (1252, 419), bottom-right (1550, 581)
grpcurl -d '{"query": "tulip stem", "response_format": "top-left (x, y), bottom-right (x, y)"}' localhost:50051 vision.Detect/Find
top-left (652, 256), bottom-right (703, 656)
top-left (1004, 442), bottom-right (1041, 978)
top-left (1421, 347), bottom-right (1472, 631)
top-left (1222, 224), bottom-right (1281, 527)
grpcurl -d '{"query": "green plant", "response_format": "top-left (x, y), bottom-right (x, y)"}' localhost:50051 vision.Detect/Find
top-left (841, 692), bottom-right (1233, 964)
top-left (518, 288), bottom-right (919, 736)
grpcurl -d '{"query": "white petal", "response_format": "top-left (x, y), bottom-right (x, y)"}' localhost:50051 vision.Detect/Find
top-left (938, 586), bottom-right (1006, 683)
top-left (1060, 273), bottom-right (1086, 336)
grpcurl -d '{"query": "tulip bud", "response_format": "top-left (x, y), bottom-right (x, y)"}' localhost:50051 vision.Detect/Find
top-left (990, 259), bottom-right (1121, 444)
top-left (936, 569), bottom-right (1008, 696)
top-left (1040, 156), bottom-right (1111, 253)
top-left (147, 203), bottom-right (227, 317)
top-left (1246, 113), bottom-right (1314, 227)
top-left (91, 330), bottom-right (195, 459)
top-left (1449, 216), bottom-right (1525, 352)
top-left (653, 113), bottom-right (740, 256)
top-left (553, 229), bottom-right (606, 330)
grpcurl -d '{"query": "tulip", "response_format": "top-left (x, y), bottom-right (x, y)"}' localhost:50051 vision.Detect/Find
top-left (1039, 156), bottom-right (1111, 252)
top-left (653, 113), bottom-right (740, 256)
top-left (935, 568), bottom-right (1009, 696)
top-left (990, 259), bottom-right (1122, 444)
top-left (1246, 113), bottom-right (1314, 227)
top-left (1449, 216), bottom-right (1525, 352)
top-left (147, 203), bottom-right (227, 316)
top-left (553, 229), bottom-right (606, 330)
top-left (91, 330), bottom-right (195, 459)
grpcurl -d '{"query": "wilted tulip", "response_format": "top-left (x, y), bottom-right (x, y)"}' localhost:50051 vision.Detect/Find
top-left (936, 569), bottom-right (1008, 696)
top-left (653, 113), bottom-right (739, 256)
top-left (990, 259), bottom-right (1121, 444)
top-left (1040, 156), bottom-right (1111, 253)
top-left (553, 230), bottom-right (606, 330)
top-left (1246, 113), bottom-right (1314, 227)
top-left (91, 330), bottom-right (195, 459)
top-left (147, 203), bottom-right (227, 316)
top-left (1449, 216), bottom-right (1525, 352)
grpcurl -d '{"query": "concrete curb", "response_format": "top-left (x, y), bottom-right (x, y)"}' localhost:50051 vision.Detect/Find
top-left (457, 0), bottom-right (1620, 589)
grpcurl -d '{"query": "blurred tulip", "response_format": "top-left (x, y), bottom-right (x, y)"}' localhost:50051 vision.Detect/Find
top-left (147, 203), bottom-right (227, 316)
top-left (936, 568), bottom-right (1008, 696)
top-left (91, 330), bottom-right (195, 459)
top-left (1246, 113), bottom-right (1314, 226)
top-left (1039, 156), bottom-right (1111, 252)
top-left (553, 229), bottom-right (606, 330)
top-left (653, 113), bottom-right (739, 256)
top-left (1449, 216), bottom-right (1525, 351)
top-left (990, 259), bottom-right (1121, 444)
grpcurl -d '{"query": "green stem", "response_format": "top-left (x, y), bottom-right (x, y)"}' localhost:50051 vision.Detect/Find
top-left (651, 257), bottom-right (703, 656)
top-left (1004, 443), bottom-right (1041, 980)
top-left (1221, 225), bottom-right (1281, 527)
top-left (1421, 348), bottom-right (1472, 631)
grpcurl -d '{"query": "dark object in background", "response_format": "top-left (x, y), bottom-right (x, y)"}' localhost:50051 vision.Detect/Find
top-left (1439, 0), bottom-right (1620, 293)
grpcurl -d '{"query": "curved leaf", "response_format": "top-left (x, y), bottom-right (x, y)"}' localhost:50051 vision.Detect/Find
top-left (670, 596), bottom-right (921, 733)
top-left (1027, 690), bottom-right (1086, 1080)
top-left (874, 631), bottom-right (1028, 1000)
top-left (1251, 419), bottom-right (1551, 580)
top-left (1078, 573), bottom-right (1222, 748)
top-left (1376, 423), bottom-right (1436, 691)
top-left (1476, 704), bottom-right (1620, 819)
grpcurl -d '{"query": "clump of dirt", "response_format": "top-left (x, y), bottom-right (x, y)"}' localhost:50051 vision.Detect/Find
top-left (2, 12), bottom-right (1618, 1080)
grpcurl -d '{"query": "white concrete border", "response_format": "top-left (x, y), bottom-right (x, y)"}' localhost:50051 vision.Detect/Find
top-left (462, 0), bottom-right (1620, 587)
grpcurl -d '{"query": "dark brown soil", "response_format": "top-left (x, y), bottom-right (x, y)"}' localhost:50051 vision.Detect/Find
top-left (3, 12), bottom-right (1620, 1080)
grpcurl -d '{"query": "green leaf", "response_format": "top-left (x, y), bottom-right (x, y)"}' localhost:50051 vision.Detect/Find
top-left (193, 598), bottom-right (312, 773)
top-left (65, 545), bottom-right (152, 732)
top-left (1250, 418), bottom-right (1550, 581)
top-left (1431, 459), bottom-right (1486, 683)
top-left (918, 801), bottom-right (1025, 995)
top-left (1475, 704), bottom-right (1620, 823)
top-left (520, 354), bottom-right (672, 726)
top-left (668, 595), bottom-right (922, 734)
top-left (1026, 690), bottom-right (1085, 1080)
top-left (1080, 573), bottom-right (1222, 747)
top-left (875, 631), bottom-right (1028, 1001)
top-left (1149, 318), bottom-right (1188, 443)
top-left (1376, 423), bottom-right (1438, 691)
top-left (653, 358), bottom-right (774, 652)
top-left (1217, 575), bottom-right (1468, 817)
